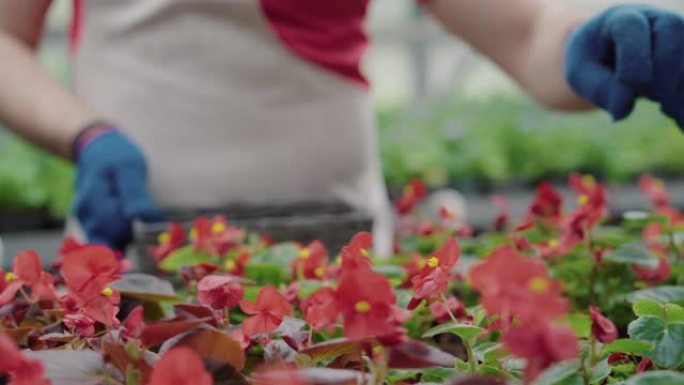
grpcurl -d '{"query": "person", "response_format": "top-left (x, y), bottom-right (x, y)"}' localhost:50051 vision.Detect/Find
top-left (1, 1), bottom-right (683, 256)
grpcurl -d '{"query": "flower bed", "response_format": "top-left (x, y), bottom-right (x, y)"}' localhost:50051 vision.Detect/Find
top-left (0, 174), bottom-right (683, 385)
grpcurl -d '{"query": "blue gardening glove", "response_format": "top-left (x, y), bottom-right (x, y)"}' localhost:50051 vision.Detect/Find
top-left (565, 4), bottom-right (684, 128)
top-left (73, 127), bottom-right (162, 251)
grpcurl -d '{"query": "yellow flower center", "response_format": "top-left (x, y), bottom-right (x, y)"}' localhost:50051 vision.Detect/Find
top-left (426, 256), bottom-right (439, 268)
top-left (577, 195), bottom-right (589, 206)
top-left (355, 300), bottom-right (372, 313)
top-left (158, 231), bottom-right (171, 245)
top-left (102, 287), bottom-right (114, 297)
top-left (336, 256), bottom-right (342, 265)
top-left (211, 222), bottom-right (226, 234)
top-left (582, 175), bottom-right (596, 188)
top-left (189, 228), bottom-right (198, 241)
top-left (360, 248), bottom-right (368, 257)
top-left (548, 239), bottom-right (560, 248)
top-left (314, 267), bottom-right (325, 278)
top-left (5, 272), bottom-right (15, 282)
top-left (225, 259), bottom-right (237, 272)
top-left (528, 277), bottom-right (550, 293)
top-left (417, 258), bottom-right (427, 269)
top-left (299, 248), bottom-right (311, 259)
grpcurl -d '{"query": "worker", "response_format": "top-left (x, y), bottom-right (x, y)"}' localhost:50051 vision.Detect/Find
top-left (1, 1), bottom-right (683, 256)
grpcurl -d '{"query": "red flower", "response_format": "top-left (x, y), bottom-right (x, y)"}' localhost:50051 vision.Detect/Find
top-left (636, 358), bottom-right (653, 373)
top-left (302, 287), bottom-right (339, 331)
top-left (0, 333), bottom-right (51, 385)
top-left (224, 250), bottom-right (250, 276)
top-left (430, 296), bottom-right (465, 323)
top-left (0, 250), bottom-right (57, 305)
top-left (589, 305), bottom-right (617, 343)
top-left (239, 286), bottom-right (292, 339)
top-left (407, 237), bottom-right (460, 310)
top-left (503, 323), bottom-right (578, 384)
top-left (528, 182), bottom-right (563, 225)
top-left (150, 222), bottom-right (186, 261)
top-left (560, 184), bottom-right (607, 248)
top-left (60, 245), bottom-right (121, 326)
top-left (395, 179), bottom-right (428, 215)
top-left (569, 173), bottom-right (597, 196)
top-left (63, 313), bottom-right (96, 337)
top-left (607, 353), bottom-right (631, 366)
top-left (639, 175), bottom-right (670, 210)
top-left (336, 266), bottom-right (407, 341)
top-left (291, 241), bottom-right (329, 280)
top-left (469, 246), bottom-right (568, 324)
top-left (339, 232), bottom-right (373, 272)
top-left (180, 263), bottom-right (219, 285)
top-left (191, 216), bottom-right (245, 256)
top-left (123, 305), bottom-right (145, 340)
top-left (492, 195), bottom-right (510, 231)
top-left (197, 275), bottom-right (244, 310)
top-left (148, 347), bottom-right (213, 385)
top-left (632, 257), bottom-right (671, 283)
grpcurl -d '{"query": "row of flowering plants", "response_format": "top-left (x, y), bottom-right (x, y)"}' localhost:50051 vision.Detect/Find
top-left (0, 173), bottom-right (683, 385)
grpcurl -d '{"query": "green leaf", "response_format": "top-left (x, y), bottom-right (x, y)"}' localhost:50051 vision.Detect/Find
top-left (625, 371), bottom-right (684, 385)
top-left (604, 339), bottom-right (655, 356)
top-left (622, 286), bottom-right (684, 304)
top-left (664, 303), bottom-right (684, 323)
top-left (159, 246), bottom-right (214, 272)
top-left (564, 313), bottom-right (591, 339)
top-left (604, 243), bottom-right (659, 268)
top-left (633, 300), bottom-right (664, 318)
top-left (244, 263), bottom-right (287, 286)
top-left (532, 360), bottom-right (581, 385)
top-left (421, 322), bottom-right (485, 341)
top-left (628, 316), bottom-right (684, 368)
top-left (111, 274), bottom-right (178, 302)
top-left (419, 367), bottom-right (458, 382)
top-left (251, 243), bottom-right (299, 265)
top-left (589, 359), bottom-right (611, 384)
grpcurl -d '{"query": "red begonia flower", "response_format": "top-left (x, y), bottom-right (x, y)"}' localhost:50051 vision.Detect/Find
top-left (239, 286), bottom-right (292, 338)
top-left (0, 333), bottom-right (51, 385)
top-left (197, 275), bottom-right (244, 310)
top-left (636, 358), bottom-right (654, 373)
top-left (469, 246), bottom-right (568, 324)
top-left (336, 266), bottom-right (406, 341)
top-left (339, 232), bottom-right (373, 272)
top-left (528, 182), bottom-right (563, 225)
top-left (123, 305), bottom-right (146, 340)
top-left (302, 286), bottom-right (339, 331)
top-left (395, 179), bottom-right (428, 215)
top-left (148, 347), bottom-right (213, 385)
top-left (224, 250), bottom-right (250, 276)
top-left (150, 222), bottom-right (186, 261)
top-left (191, 216), bottom-right (245, 256)
top-left (632, 257), bottom-right (671, 283)
top-left (430, 296), bottom-right (466, 323)
top-left (639, 175), bottom-right (670, 210)
top-left (63, 313), bottom-right (96, 337)
top-left (492, 195), bottom-right (510, 232)
top-left (0, 250), bottom-right (57, 305)
top-left (407, 237), bottom-right (460, 310)
top-left (503, 323), bottom-right (578, 384)
top-left (291, 240), bottom-right (329, 280)
top-left (589, 305), bottom-right (618, 343)
top-left (607, 353), bottom-right (631, 366)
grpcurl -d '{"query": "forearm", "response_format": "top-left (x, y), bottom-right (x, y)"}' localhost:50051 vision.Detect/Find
top-left (0, 33), bottom-right (96, 159)
top-left (425, 0), bottom-right (591, 110)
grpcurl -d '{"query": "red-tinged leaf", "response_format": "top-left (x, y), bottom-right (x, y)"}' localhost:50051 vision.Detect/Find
top-left (38, 333), bottom-right (77, 343)
top-left (1, 326), bottom-right (36, 343)
top-left (28, 350), bottom-right (110, 385)
top-left (111, 273), bottom-right (178, 302)
top-left (301, 338), bottom-right (369, 363)
top-left (251, 368), bottom-right (370, 385)
top-left (387, 339), bottom-right (456, 369)
top-left (173, 304), bottom-right (216, 320)
top-left (141, 317), bottom-right (212, 347)
top-left (102, 341), bottom-right (153, 384)
top-left (167, 328), bottom-right (246, 371)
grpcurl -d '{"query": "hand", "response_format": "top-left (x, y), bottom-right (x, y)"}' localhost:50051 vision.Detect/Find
top-left (564, 5), bottom-right (684, 128)
top-left (73, 128), bottom-right (161, 251)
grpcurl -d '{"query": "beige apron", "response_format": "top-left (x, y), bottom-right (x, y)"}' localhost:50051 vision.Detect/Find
top-left (70, 0), bottom-right (393, 255)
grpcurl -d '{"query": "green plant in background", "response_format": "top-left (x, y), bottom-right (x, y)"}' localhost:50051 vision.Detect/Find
top-left (0, 132), bottom-right (73, 217)
top-left (378, 93), bottom-right (684, 189)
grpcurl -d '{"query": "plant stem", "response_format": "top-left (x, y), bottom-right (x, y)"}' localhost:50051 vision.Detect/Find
top-left (440, 294), bottom-right (479, 374)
